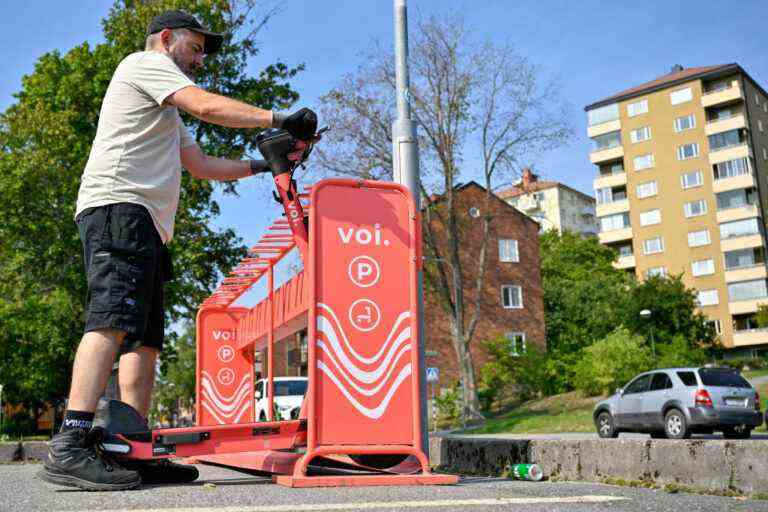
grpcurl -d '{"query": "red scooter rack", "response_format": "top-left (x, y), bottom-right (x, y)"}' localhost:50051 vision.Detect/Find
top-left (107, 164), bottom-right (456, 487)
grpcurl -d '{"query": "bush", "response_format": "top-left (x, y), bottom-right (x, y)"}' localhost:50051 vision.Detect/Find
top-left (434, 384), bottom-right (461, 423)
top-left (0, 411), bottom-right (37, 438)
top-left (478, 338), bottom-right (550, 413)
top-left (655, 334), bottom-right (708, 369)
top-left (572, 327), bottom-right (653, 396)
top-left (720, 356), bottom-right (768, 372)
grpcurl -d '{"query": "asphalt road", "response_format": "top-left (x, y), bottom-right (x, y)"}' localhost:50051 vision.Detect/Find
top-left (3, 462), bottom-right (768, 512)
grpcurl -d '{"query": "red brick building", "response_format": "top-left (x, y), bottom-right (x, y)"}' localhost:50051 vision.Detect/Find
top-left (421, 182), bottom-right (545, 389)
top-left (258, 182), bottom-right (545, 392)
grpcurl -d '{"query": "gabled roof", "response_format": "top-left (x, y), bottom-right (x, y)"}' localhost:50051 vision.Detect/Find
top-left (585, 63), bottom-right (739, 111)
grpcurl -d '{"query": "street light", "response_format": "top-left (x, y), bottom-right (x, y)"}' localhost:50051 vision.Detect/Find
top-left (639, 309), bottom-right (656, 360)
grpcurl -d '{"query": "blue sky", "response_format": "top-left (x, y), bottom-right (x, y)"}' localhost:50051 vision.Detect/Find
top-left (2, 0), bottom-right (766, 257)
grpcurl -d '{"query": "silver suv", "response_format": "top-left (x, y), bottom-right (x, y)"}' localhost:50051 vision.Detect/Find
top-left (593, 367), bottom-right (762, 439)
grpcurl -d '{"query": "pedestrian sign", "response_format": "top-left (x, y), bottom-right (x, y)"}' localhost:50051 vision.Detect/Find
top-left (426, 367), bottom-right (439, 383)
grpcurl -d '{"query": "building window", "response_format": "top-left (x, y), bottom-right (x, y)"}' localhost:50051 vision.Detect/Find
top-left (501, 285), bottom-right (523, 309)
top-left (760, 120), bottom-right (764, 133)
top-left (592, 131), bottom-right (622, 151)
top-left (639, 209), bottom-right (661, 227)
top-left (599, 212), bottom-right (630, 232)
top-left (633, 153), bottom-right (655, 170)
top-left (618, 244), bottom-right (633, 257)
top-left (697, 289), bottom-right (719, 306)
top-left (587, 103), bottom-right (619, 126)
top-left (627, 99), bottom-right (648, 117)
top-left (677, 143), bottom-right (699, 160)
top-left (636, 180), bottom-right (658, 199)
top-left (720, 218), bottom-right (760, 239)
top-left (707, 319), bottom-right (723, 335)
top-left (716, 188), bottom-right (756, 210)
top-left (499, 239), bottom-right (519, 263)
top-left (684, 199), bottom-right (707, 218)
top-left (645, 266), bottom-right (667, 278)
top-left (724, 248), bottom-right (765, 270)
top-left (670, 87), bottom-right (693, 105)
top-left (505, 332), bottom-right (526, 356)
top-left (709, 129), bottom-right (746, 151)
top-left (728, 279), bottom-right (768, 302)
top-left (643, 236), bottom-right (664, 255)
top-left (680, 170), bottom-right (703, 189)
top-left (674, 114), bottom-right (696, 133)
top-left (764, 103), bottom-right (767, 113)
top-left (688, 229), bottom-right (711, 247)
top-left (630, 126), bottom-right (652, 144)
top-left (756, 93), bottom-right (761, 106)
top-left (691, 259), bottom-right (715, 277)
top-left (764, 148), bottom-right (768, 161)
top-left (713, 158), bottom-right (749, 180)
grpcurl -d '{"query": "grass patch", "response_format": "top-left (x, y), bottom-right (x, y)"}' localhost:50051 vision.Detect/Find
top-left (743, 369), bottom-right (768, 380)
top-left (463, 391), bottom-right (601, 435)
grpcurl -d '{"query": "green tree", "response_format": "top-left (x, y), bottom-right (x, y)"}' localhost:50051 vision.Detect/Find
top-left (571, 327), bottom-right (653, 396)
top-left (149, 323), bottom-right (197, 427)
top-left (479, 337), bottom-right (548, 413)
top-left (621, 274), bottom-right (717, 352)
top-left (0, 1), bottom-right (300, 414)
top-left (540, 230), bottom-right (632, 355)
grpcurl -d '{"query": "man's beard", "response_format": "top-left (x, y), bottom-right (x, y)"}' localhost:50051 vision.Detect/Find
top-left (170, 51), bottom-right (197, 80)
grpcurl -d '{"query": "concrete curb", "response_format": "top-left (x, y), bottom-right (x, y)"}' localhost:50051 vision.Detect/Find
top-left (0, 441), bottom-right (47, 463)
top-left (432, 436), bottom-right (768, 493)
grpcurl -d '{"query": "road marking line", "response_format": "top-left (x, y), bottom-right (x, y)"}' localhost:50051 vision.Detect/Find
top-left (86, 495), bottom-right (628, 512)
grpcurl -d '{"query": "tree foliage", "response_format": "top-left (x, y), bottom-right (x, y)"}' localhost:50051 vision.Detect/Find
top-left (0, 0), bottom-right (300, 412)
top-left (540, 230), bottom-right (632, 354)
top-left (571, 327), bottom-right (653, 397)
top-left (316, 12), bottom-right (571, 419)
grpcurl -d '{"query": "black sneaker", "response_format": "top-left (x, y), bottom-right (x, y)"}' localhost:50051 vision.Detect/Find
top-left (122, 459), bottom-right (199, 485)
top-left (38, 428), bottom-right (141, 491)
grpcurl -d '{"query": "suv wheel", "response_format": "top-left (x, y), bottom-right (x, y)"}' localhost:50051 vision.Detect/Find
top-left (596, 411), bottom-right (619, 438)
top-left (664, 409), bottom-right (690, 439)
top-left (722, 427), bottom-right (751, 439)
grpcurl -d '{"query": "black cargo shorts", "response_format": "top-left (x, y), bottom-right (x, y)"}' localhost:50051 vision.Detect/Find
top-left (75, 202), bottom-right (173, 351)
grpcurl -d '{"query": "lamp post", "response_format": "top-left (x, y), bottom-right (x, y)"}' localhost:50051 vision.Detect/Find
top-left (639, 309), bottom-right (656, 361)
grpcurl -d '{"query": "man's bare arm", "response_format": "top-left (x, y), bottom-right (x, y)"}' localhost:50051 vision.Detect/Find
top-left (168, 86), bottom-right (273, 129)
top-left (181, 144), bottom-right (252, 181)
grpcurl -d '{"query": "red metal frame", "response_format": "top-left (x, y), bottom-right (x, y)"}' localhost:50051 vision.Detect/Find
top-left (113, 175), bottom-right (456, 487)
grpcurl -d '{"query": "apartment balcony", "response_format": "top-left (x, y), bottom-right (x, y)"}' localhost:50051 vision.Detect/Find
top-left (613, 255), bottom-right (636, 270)
top-left (701, 81), bottom-right (743, 108)
top-left (720, 233), bottom-right (764, 252)
top-left (725, 265), bottom-right (768, 283)
top-left (596, 199), bottom-right (630, 217)
top-left (598, 227), bottom-right (633, 245)
top-left (705, 113), bottom-right (746, 136)
top-left (587, 119), bottom-right (622, 138)
top-left (716, 204), bottom-right (759, 224)
top-left (733, 328), bottom-right (768, 347)
top-left (590, 145), bottom-right (624, 165)
top-left (582, 205), bottom-right (596, 218)
top-left (712, 172), bottom-right (756, 193)
top-left (709, 143), bottom-right (751, 165)
top-left (729, 298), bottom-right (768, 316)
top-left (593, 172), bottom-right (627, 190)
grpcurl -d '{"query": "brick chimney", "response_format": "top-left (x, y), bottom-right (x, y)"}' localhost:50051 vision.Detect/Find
top-left (521, 167), bottom-right (537, 189)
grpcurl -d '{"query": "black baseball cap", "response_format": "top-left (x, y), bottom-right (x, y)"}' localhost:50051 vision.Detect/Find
top-left (147, 10), bottom-right (224, 54)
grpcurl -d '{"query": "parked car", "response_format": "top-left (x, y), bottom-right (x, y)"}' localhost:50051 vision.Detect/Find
top-left (255, 377), bottom-right (307, 421)
top-left (593, 367), bottom-right (762, 439)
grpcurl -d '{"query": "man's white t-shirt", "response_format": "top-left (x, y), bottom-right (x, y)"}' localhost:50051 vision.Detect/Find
top-left (75, 51), bottom-right (197, 243)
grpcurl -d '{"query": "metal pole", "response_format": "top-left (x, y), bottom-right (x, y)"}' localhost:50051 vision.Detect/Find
top-left (0, 384), bottom-right (3, 435)
top-left (393, 0), bottom-right (428, 458)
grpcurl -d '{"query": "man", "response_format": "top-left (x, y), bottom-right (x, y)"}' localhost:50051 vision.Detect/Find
top-left (39, 10), bottom-right (317, 491)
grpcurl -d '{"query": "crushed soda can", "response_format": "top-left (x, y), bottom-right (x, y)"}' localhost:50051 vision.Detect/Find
top-left (510, 463), bottom-right (543, 481)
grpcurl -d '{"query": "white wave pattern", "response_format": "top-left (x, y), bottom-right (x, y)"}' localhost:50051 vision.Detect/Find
top-left (315, 303), bottom-right (412, 419)
top-left (200, 372), bottom-right (252, 425)
top-left (317, 303), bottom-right (410, 364)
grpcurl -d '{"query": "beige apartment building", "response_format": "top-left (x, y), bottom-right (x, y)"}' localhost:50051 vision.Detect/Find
top-left (585, 63), bottom-right (768, 352)
top-left (499, 168), bottom-right (598, 237)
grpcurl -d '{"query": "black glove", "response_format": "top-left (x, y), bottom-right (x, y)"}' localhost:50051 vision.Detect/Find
top-left (249, 159), bottom-right (271, 175)
top-left (273, 107), bottom-right (318, 140)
